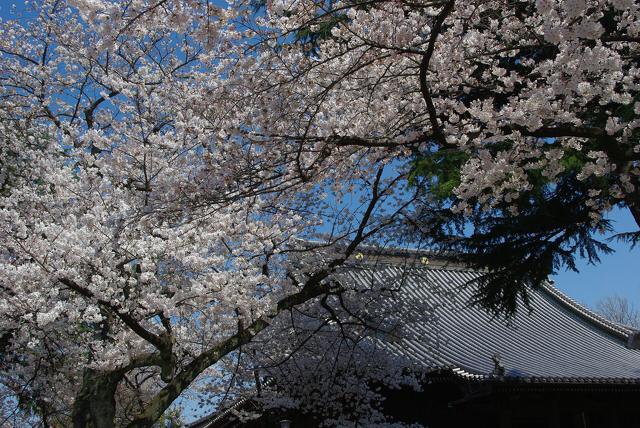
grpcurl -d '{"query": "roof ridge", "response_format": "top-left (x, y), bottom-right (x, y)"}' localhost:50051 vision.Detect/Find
top-left (539, 281), bottom-right (633, 341)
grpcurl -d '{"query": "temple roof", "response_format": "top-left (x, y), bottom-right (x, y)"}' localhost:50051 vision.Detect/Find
top-left (188, 254), bottom-right (640, 427)
top-left (344, 260), bottom-right (640, 383)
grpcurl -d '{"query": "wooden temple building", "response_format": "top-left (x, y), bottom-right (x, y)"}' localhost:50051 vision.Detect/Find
top-left (189, 252), bottom-right (640, 428)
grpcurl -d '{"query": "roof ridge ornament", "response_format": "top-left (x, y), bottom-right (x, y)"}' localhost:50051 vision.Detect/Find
top-left (491, 353), bottom-right (505, 378)
top-left (627, 331), bottom-right (640, 350)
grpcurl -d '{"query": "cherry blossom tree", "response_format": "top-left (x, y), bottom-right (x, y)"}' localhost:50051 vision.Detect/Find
top-left (231, 0), bottom-right (640, 313)
top-left (1, 0), bottom-right (639, 426)
top-left (0, 1), bottom-right (418, 426)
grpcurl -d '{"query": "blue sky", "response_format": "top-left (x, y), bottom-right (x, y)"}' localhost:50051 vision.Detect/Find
top-left (553, 207), bottom-right (639, 309)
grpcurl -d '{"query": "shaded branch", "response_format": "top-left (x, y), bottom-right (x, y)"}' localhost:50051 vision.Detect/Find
top-left (58, 278), bottom-right (168, 351)
top-left (419, 0), bottom-right (455, 147)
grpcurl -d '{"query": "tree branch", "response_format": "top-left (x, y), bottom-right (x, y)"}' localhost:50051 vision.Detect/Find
top-left (125, 168), bottom-right (388, 427)
top-left (419, 0), bottom-right (455, 147)
top-left (58, 278), bottom-right (168, 351)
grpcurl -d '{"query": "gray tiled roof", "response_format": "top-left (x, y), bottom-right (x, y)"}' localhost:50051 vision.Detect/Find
top-left (344, 263), bottom-right (640, 383)
top-left (187, 260), bottom-right (640, 427)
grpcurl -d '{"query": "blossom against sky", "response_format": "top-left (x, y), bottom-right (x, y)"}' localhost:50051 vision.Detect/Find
top-left (0, 0), bottom-right (636, 312)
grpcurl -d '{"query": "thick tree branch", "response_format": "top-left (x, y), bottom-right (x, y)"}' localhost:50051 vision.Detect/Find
top-left (84, 90), bottom-right (120, 129)
top-left (125, 279), bottom-right (333, 428)
top-left (419, 0), bottom-right (455, 147)
top-left (58, 278), bottom-right (168, 352)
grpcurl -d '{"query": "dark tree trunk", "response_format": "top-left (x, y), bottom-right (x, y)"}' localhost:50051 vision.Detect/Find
top-left (625, 182), bottom-right (640, 229)
top-left (628, 203), bottom-right (640, 229)
top-left (72, 369), bottom-right (119, 428)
